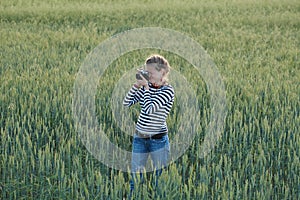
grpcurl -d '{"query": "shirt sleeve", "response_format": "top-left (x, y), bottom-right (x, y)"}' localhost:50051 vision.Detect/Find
top-left (142, 87), bottom-right (174, 114)
top-left (123, 85), bottom-right (142, 107)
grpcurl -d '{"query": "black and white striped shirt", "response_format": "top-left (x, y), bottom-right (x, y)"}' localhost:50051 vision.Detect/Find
top-left (123, 84), bottom-right (175, 135)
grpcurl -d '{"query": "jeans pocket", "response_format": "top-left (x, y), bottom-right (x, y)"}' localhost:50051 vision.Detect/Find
top-left (150, 136), bottom-right (169, 152)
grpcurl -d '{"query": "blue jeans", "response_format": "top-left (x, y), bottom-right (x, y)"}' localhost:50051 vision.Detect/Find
top-left (130, 134), bottom-right (170, 192)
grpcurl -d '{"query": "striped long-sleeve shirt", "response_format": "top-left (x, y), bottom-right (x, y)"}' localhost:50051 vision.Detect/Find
top-left (123, 84), bottom-right (175, 135)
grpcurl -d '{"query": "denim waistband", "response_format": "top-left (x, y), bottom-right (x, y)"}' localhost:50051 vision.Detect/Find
top-left (135, 130), bottom-right (167, 139)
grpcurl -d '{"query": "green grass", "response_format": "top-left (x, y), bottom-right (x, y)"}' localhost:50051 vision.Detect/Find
top-left (1, 0), bottom-right (299, 199)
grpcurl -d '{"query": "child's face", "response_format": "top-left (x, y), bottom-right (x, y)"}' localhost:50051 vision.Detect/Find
top-left (145, 64), bottom-right (165, 85)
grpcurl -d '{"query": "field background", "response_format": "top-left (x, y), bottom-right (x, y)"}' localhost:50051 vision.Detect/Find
top-left (1, 0), bottom-right (299, 199)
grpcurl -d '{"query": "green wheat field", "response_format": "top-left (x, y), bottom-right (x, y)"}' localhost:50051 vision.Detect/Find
top-left (1, 0), bottom-right (299, 199)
